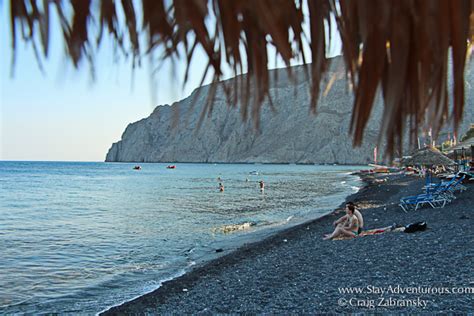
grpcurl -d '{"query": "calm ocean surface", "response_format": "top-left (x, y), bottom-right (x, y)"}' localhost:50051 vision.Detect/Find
top-left (0, 161), bottom-right (363, 314)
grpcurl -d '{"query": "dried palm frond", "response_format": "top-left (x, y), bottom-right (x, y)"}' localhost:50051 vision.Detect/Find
top-left (7, 0), bottom-right (474, 156)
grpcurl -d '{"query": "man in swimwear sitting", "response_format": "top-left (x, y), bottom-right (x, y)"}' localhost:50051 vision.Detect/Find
top-left (324, 204), bottom-right (360, 240)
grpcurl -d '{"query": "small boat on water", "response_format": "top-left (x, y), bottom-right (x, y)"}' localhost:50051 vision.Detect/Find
top-left (133, 165), bottom-right (141, 170)
top-left (167, 165), bottom-right (176, 169)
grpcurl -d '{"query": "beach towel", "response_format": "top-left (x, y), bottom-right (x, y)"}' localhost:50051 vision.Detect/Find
top-left (331, 221), bottom-right (429, 240)
top-left (332, 227), bottom-right (405, 240)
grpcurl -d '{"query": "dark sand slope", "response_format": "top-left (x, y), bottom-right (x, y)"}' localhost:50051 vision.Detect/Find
top-left (103, 174), bottom-right (473, 314)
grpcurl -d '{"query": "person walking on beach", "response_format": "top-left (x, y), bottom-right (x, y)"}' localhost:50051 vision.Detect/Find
top-left (324, 204), bottom-right (360, 240)
top-left (259, 180), bottom-right (265, 192)
top-left (333, 202), bottom-right (364, 234)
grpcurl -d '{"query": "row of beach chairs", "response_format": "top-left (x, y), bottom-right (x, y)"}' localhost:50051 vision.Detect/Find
top-left (399, 175), bottom-right (467, 212)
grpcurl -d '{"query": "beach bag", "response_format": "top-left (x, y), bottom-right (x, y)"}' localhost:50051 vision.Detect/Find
top-left (404, 221), bottom-right (427, 233)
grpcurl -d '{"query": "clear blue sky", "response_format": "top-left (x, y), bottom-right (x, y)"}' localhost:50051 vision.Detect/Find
top-left (0, 3), bottom-right (217, 161)
top-left (0, 3), bottom-right (340, 162)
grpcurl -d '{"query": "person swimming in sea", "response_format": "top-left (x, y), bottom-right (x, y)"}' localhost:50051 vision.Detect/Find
top-left (219, 183), bottom-right (224, 192)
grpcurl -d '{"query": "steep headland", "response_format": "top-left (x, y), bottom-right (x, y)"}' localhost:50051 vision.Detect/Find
top-left (106, 57), bottom-right (474, 164)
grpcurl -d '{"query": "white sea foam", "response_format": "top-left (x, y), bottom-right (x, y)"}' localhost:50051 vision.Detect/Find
top-left (351, 185), bottom-right (361, 192)
top-left (98, 269), bottom-right (189, 316)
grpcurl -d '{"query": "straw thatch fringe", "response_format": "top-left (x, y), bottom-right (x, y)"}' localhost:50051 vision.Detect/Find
top-left (402, 146), bottom-right (455, 166)
top-left (8, 0), bottom-right (474, 157)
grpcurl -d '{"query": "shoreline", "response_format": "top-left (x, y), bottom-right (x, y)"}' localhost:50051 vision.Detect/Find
top-left (99, 172), bottom-right (364, 315)
top-left (102, 173), bottom-right (473, 314)
top-left (103, 161), bottom-right (368, 166)
top-left (100, 172), bottom-right (372, 314)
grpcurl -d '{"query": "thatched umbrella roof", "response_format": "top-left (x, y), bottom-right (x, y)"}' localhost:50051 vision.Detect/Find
top-left (403, 147), bottom-right (455, 166)
top-left (6, 0), bottom-right (474, 156)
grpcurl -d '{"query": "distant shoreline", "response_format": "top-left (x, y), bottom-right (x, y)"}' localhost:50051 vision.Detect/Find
top-left (104, 161), bottom-right (369, 166)
top-left (1, 160), bottom-right (369, 167)
top-left (1, 160), bottom-right (367, 166)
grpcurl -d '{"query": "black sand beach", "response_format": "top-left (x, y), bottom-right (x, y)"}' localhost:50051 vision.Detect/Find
top-left (103, 173), bottom-right (473, 314)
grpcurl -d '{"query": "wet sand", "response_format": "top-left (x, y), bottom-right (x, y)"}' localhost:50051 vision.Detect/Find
top-left (103, 173), bottom-right (473, 314)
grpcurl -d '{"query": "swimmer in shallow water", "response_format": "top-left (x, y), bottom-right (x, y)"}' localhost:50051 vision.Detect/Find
top-left (219, 183), bottom-right (224, 192)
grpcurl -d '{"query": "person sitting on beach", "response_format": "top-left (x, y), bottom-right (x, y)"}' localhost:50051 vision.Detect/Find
top-left (324, 204), bottom-right (360, 240)
top-left (333, 202), bottom-right (364, 234)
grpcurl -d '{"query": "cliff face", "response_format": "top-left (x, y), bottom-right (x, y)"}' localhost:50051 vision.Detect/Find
top-left (106, 58), bottom-right (474, 164)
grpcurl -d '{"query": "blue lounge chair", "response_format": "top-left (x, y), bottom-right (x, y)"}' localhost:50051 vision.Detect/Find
top-left (436, 175), bottom-right (466, 200)
top-left (399, 175), bottom-right (466, 212)
top-left (399, 193), bottom-right (449, 212)
top-left (423, 176), bottom-right (456, 194)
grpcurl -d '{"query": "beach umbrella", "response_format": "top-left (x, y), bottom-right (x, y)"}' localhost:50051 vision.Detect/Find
top-left (402, 147), bottom-right (455, 167)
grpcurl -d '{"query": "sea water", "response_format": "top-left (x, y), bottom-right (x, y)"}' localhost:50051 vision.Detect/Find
top-left (0, 161), bottom-right (363, 314)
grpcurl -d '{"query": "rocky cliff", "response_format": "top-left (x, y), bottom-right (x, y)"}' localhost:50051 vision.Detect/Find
top-left (106, 57), bottom-right (474, 164)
